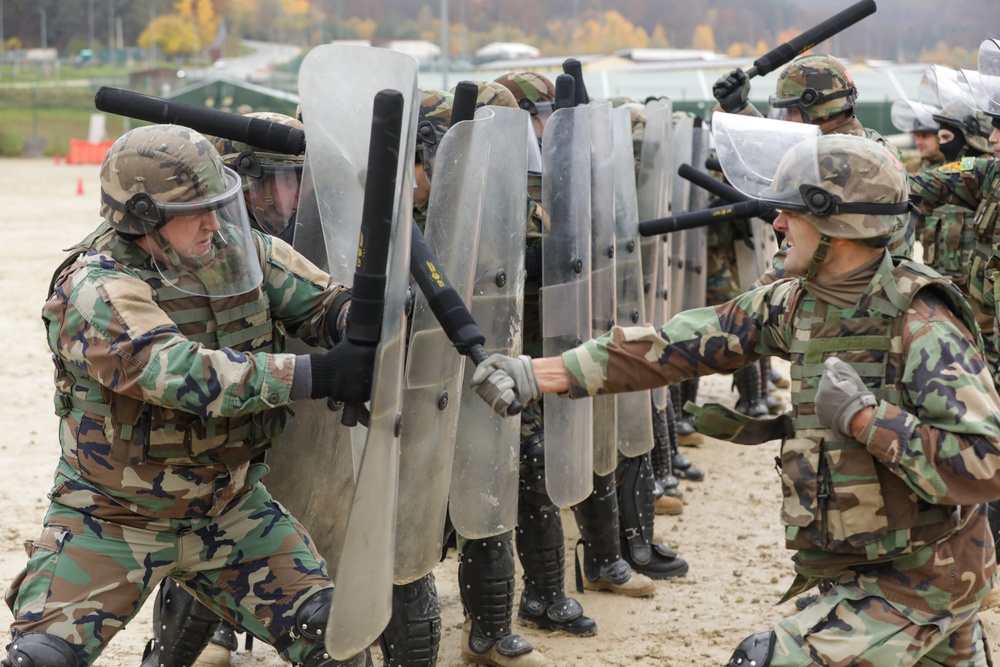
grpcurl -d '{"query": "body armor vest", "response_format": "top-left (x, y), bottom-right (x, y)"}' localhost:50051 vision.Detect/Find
top-left (50, 224), bottom-right (285, 466)
top-left (782, 255), bottom-right (975, 564)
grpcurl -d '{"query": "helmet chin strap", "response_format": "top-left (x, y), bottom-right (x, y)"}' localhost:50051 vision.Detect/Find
top-left (804, 234), bottom-right (831, 282)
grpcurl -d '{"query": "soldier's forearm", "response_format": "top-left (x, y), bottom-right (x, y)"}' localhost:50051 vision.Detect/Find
top-left (532, 356), bottom-right (571, 394)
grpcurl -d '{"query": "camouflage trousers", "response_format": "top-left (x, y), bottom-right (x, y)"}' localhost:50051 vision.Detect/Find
top-left (771, 573), bottom-right (993, 667)
top-left (4, 476), bottom-right (331, 666)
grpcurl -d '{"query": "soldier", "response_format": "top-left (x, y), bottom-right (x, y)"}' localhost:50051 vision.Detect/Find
top-left (714, 53), bottom-right (915, 262)
top-left (136, 112), bottom-right (310, 667)
top-left (890, 96), bottom-right (943, 174)
top-left (3, 124), bottom-right (373, 667)
top-left (912, 98), bottom-right (996, 365)
top-left (908, 65), bottom-right (1000, 372)
top-left (472, 124), bottom-right (1000, 666)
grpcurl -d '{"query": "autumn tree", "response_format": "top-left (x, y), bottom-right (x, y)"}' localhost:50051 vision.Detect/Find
top-left (692, 24), bottom-right (715, 52)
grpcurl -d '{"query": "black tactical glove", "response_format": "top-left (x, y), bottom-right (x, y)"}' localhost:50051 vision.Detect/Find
top-left (309, 339), bottom-right (376, 403)
top-left (814, 357), bottom-right (877, 441)
top-left (713, 68), bottom-right (751, 114)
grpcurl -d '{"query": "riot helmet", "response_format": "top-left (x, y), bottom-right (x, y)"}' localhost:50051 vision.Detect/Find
top-left (768, 55), bottom-right (858, 124)
top-left (715, 114), bottom-right (908, 259)
top-left (890, 98), bottom-right (940, 134)
top-left (213, 112), bottom-right (304, 239)
top-left (495, 72), bottom-right (556, 141)
top-left (100, 124), bottom-right (262, 297)
top-left (416, 89), bottom-right (454, 182)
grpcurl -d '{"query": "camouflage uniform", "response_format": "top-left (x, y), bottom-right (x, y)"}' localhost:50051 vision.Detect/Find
top-left (4, 126), bottom-right (360, 667)
top-left (910, 156), bottom-right (1000, 370)
top-left (553, 134), bottom-right (1000, 665)
top-left (140, 112), bottom-right (311, 667)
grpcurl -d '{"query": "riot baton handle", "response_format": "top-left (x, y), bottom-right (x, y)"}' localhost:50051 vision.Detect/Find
top-left (94, 86), bottom-right (306, 156)
top-left (562, 58), bottom-right (589, 106)
top-left (745, 0), bottom-right (877, 79)
top-left (554, 74), bottom-right (576, 111)
top-left (451, 81), bottom-right (479, 124)
top-left (408, 220), bottom-right (521, 415)
top-left (341, 89), bottom-right (405, 427)
top-left (639, 200), bottom-right (767, 236)
top-left (681, 163), bottom-right (778, 224)
top-left (705, 156), bottom-right (723, 173)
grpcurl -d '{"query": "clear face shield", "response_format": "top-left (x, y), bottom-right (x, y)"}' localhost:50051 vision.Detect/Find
top-left (128, 167), bottom-right (263, 297)
top-left (975, 39), bottom-right (1000, 118)
top-left (712, 114), bottom-right (821, 210)
top-left (890, 99), bottom-right (940, 134)
top-left (237, 152), bottom-right (304, 237)
top-left (919, 65), bottom-right (973, 111)
top-left (518, 98), bottom-right (555, 143)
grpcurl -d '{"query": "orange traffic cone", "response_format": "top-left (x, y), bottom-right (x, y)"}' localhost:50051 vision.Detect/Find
top-left (76, 178), bottom-right (85, 196)
top-left (53, 152), bottom-right (61, 165)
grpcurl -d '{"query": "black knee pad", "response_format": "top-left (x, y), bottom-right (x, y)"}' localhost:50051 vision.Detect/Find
top-left (295, 589), bottom-right (334, 642)
top-left (379, 574), bottom-right (441, 666)
top-left (141, 578), bottom-right (222, 667)
top-left (725, 631), bottom-right (775, 667)
top-left (6, 632), bottom-right (78, 667)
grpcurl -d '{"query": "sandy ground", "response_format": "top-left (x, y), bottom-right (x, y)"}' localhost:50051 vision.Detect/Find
top-left (2, 157), bottom-right (1000, 666)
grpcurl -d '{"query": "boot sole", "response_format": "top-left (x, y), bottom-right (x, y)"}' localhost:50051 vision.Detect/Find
top-left (516, 615), bottom-right (598, 637)
top-left (582, 579), bottom-right (655, 598)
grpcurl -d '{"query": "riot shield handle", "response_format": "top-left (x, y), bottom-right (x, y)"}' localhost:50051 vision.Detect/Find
top-left (744, 0), bottom-right (877, 79)
top-left (341, 89), bottom-right (405, 427)
top-left (408, 220), bottom-right (523, 416)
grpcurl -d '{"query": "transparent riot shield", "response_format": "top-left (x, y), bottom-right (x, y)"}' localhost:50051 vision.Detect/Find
top-left (394, 110), bottom-right (494, 583)
top-left (265, 159), bottom-right (355, 579)
top-left (611, 107), bottom-right (655, 457)
top-left (682, 120), bottom-right (710, 311)
top-left (298, 44), bottom-right (418, 659)
top-left (541, 105), bottom-right (594, 508)
top-left (589, 101), bottom-right (618, 476)
top-left (449, 106), bottom-right (528, 539)
top-left (637, 101), bottom-right (673, 412)
top-left (669, 114), bottom-right (695, 318)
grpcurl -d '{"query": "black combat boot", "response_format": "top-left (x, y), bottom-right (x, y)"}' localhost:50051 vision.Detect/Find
top-left (378, 574), bottom-right (441, 667)
top-left (140, 578), bottom-right (221, 667)
top-left (667, 398), bottom-right (705, 483)
top-left (515, 434), bottom-right (597, 637)
top-left (734, 364), bottom-right (769, 417)
top-left (459, 534), bottom-right (548, 666)
top-left (619, 455), bottom-right (689, 580)
top-left (650, 404), bottom-right (683, 514)
top-left (571, 472), bottom-right (655, 597)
